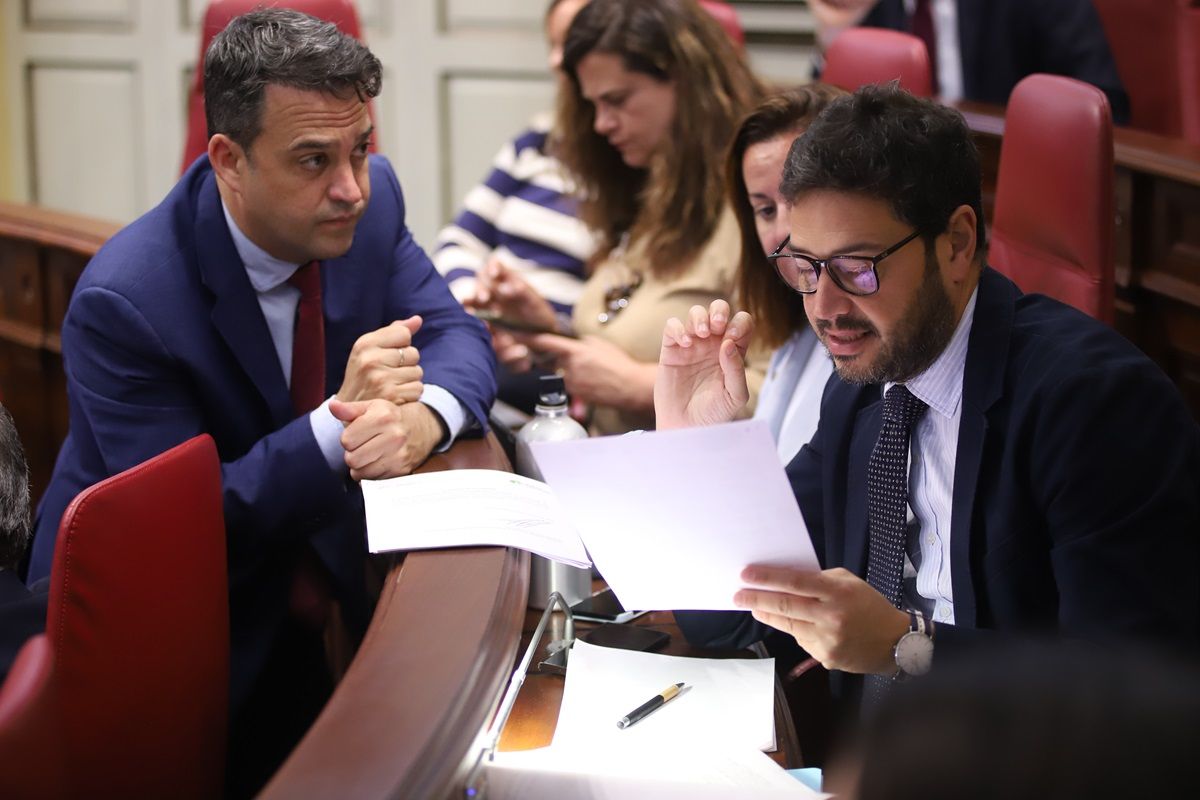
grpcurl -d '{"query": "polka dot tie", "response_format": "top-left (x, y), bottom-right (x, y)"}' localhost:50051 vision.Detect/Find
top-left (863, 384), bottom-right (928, 704)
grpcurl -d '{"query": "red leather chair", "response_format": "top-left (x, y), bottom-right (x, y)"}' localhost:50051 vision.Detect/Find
top-left (698, 0), bottom-right (746, 51)
top-left (0, 636), bottom-right (63, 798)
top-left (990, 74), bottom-right (1115, 324)
top-left (43, 434), bottom-right (228, 798)
top-left (181, 0), bottom-right (373, 173)
top-left (823, 28), bottom-right (933, 97)
top-left (1093, 0), bottom-right (1200, 142)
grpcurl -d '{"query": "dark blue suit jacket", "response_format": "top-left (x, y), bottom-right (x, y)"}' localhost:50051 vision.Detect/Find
top-left (679, 269), bottom-right (1200, 694)
top-left (860, 0), bottom-right (1131, 124)
top-left (27, 155), bottom-right (497, 708)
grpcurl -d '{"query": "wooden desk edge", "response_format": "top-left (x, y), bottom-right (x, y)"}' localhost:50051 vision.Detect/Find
top-left (261, 434), bottom-right (531, 799)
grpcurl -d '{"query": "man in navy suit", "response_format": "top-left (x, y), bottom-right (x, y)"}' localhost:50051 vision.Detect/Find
top-left (25, 9), bottom-right (495, 793)
top-left (656, 85), bottom-right (1197, 713)
top-left (810, 0), bottom-right (1130, 123)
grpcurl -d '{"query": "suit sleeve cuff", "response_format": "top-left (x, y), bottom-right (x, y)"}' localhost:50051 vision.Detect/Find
top-left (309, 396), bottom-right (350, 473)
top-left (420, 383), bottom-right (474, 452)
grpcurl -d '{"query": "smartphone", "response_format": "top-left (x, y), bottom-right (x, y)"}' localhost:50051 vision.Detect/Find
top-left (570, 588), bottom-right (648, 624)
top-left (580, 623), bottom-right (669, 652)
top-left (471, 309), bottom-right (577, 338)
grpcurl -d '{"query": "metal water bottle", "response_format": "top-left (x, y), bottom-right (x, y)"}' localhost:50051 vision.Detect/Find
top-left (516, 375), bottom-right (592, 609)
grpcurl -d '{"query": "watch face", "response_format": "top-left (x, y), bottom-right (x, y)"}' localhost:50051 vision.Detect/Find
top-left (896, 631), bottom-right (934, 676)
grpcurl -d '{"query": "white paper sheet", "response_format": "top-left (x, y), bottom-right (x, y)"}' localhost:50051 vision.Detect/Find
top-left (531, 420), bottom-right (820, 610)
top-left (361, 469), bottom-right (590, 567)
top-left (553, 640), bottom-right (777, 753)
top-left (486, 743), bottom-right (824, 799)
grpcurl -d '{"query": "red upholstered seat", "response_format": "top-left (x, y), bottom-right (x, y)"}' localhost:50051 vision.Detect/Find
top-left (991, 74), bottom-right (1115, 323)
top-left (698, 0), bottom-right (745, 50)
top-left (43, 434), bottom-right (228, 797)
top-left (823, 28), bottom-right (933, 97)
top-left (1093, 0), bottom-right (1200, 142)
top-left (181, 0), bottom-right (373, 174)
top-left (0, 636), bottom-right (63, 799)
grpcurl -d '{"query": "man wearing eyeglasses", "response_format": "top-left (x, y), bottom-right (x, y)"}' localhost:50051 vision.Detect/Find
top-left (656, 85), bottom-right (1199, 710)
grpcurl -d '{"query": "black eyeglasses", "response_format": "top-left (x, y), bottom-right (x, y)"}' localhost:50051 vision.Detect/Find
top-left (767, 229), bottom-right (923, 297)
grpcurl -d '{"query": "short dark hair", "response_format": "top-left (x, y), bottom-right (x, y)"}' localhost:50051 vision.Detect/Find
top-left (780, 83), bottom-right (987, 260)
top-left (203, 8), bottom-right (382, 149)
top-left (0, 404), bottom-right (30, 572)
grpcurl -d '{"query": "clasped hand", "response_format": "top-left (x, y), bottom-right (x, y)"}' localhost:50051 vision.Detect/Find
top-left (332, 316), bottom-right (442, 479)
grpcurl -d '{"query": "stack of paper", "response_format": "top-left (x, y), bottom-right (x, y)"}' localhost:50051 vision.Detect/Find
top-left (485, 641), bottom-right (827, 799)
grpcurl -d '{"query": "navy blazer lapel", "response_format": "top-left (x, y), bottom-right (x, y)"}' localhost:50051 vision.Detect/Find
top-left (949, 268), bottom-right (1017, 627)
top-left (844, 389), bottom-right (883, 576)
top-left (193, 172), bottom-right (293, 427)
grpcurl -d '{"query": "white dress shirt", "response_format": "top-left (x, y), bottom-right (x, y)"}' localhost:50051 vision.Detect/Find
top-left (904, 0), bottom-right (964, 102)
top-left (888, 287), bottom-right (978, 624)
top-left (221, 202), bottom-right (469, 473)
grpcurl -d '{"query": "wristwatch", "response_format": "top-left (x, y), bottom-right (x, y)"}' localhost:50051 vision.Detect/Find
top-left (893, 610), bottom-right (935, 677)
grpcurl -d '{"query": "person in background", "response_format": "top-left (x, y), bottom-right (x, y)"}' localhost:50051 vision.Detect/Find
top-left (825, 641), bottom-right (1200, 799)
top-left (434, 0), bottom-right (597, 414)
top-left (809, 0), bottom-right (1130, 123)
top-left (25, 10), bottom-right (495, 794)
top-left (660, 84), bottom-right (1198, 729)
top-left (729, 84), bottom-right (844, 465)
top-left (0, 403), bottom-right (43, 683)
top-left (470, 0), bottom-right (763, 435)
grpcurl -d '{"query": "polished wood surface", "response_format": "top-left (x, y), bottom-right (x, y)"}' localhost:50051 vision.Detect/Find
top-left (261, 434), bottom-right (530, 799)
top-left (954, 101), bottom-right (1200, 419)
top-left (496, 609), bottom-right (804, 769)
top-left (0, 202), bottom-right (121, 510)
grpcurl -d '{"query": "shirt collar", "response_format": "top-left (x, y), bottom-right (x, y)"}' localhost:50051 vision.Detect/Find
top-left (221, 199), bottom-right (302, 293)
top-left (887, 286), bottom-right (978, 419)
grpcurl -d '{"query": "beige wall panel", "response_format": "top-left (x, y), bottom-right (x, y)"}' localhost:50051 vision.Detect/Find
top-left (24, 0), bottom-right (135, 27)
top-left (441, 73), bottom-right (554, 223)
top-left (29, 63), bottom-right (142, 220)
top-left (443, 0), bottom-right (541, 30)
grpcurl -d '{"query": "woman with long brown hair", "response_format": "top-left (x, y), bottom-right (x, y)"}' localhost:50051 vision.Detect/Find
top-left (471, 0), bottom-right (762, 435)
top-left (729, 84), bottom-right (844, 464)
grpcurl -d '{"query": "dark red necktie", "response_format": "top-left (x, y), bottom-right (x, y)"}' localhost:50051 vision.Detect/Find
top-left (910, 0), bottom-right (939, 95)
top-left (286, 261), bottom-right (333, 630)
top-left (287, 261), bottom-right (325, 416)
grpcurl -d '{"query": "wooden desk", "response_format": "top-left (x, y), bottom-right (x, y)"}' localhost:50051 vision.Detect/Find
top-left (261, 434), bottom-right (530, 798)
top-left (954, 101), bottom-right (1200, 419)
top-left (497, 609), bottom-right (804, 769)
top-left (0, 202), bottom-right (120, 509)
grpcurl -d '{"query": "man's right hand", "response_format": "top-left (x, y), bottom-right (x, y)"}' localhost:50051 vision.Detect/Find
top-left (654, 299), bottom-right (754, 430)
top-left (337, 317), bottom-right (425, 404)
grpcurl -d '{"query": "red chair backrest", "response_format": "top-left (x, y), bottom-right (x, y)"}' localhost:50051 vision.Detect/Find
top-left (991, 74), bottom-right (1115, 324)
top-left (46, 434), bottom-right (228, 798)
top-left (181, 0), bottom-right (372, 173)
top-left (0, 636), bottom-right (63, 799)
top-left (698, 0), bottom-right (746, 50)
top-left (823, 27), bottom-right (933, 97)
top-left (1092, 0), bottom-right (1200, 142)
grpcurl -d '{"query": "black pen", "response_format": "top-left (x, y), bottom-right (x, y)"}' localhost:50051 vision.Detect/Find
top-left (616, 682), bottom-right (685, 729)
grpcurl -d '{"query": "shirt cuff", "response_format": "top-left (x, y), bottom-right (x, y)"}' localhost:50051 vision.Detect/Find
top-left (310, 396), bottom-right (349, 473)
top-left (420, 383), bottom-right (474, 452)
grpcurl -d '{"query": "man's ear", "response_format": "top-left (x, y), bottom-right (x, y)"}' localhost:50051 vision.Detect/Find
top-left (945, 204), bottom-right (978, 281)
top-left (207, 133), bottom-right (246, 192)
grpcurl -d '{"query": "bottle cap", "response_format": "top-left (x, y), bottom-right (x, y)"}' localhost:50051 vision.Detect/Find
top-left (537, 375), bottom-right (568, 407)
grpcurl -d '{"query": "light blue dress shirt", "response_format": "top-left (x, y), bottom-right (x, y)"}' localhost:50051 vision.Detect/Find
top-left (889, 287), bottom-right (978, 625)
top-left (221, 202), bottom-right (469, 473)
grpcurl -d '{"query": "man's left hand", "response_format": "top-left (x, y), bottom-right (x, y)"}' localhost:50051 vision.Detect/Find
top-left (330, 398), bottom-right (446, 480)
top-left (734, 565), bottom-right (909, 675)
